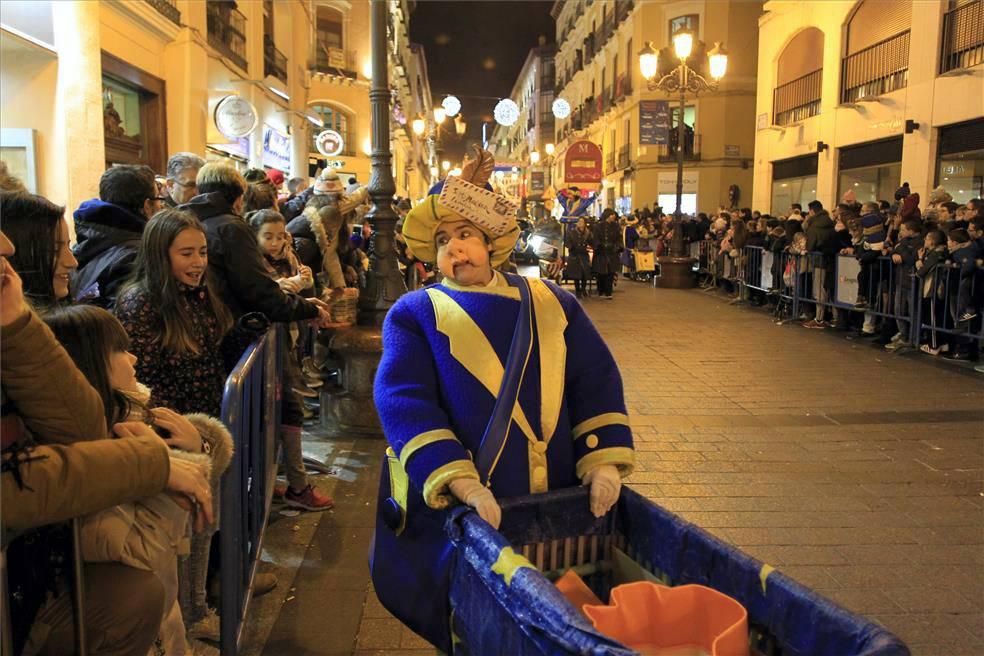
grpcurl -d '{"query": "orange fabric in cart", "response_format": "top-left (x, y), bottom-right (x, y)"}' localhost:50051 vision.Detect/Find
top-left (556, 572), bottom-right (749, 656)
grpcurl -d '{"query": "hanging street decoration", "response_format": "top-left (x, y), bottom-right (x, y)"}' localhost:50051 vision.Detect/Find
top-left (494, 99), bottom-right (520, 127)
top-left (552, 97), bottom-right (571, 120)
top-left (442, 95), bottom-right (461, 118)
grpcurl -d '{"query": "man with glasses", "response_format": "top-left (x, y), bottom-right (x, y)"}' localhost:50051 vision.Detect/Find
top-left (72, 165), bottom-right (163, 308)
top-left (164, 152), bottom-right (205, 207)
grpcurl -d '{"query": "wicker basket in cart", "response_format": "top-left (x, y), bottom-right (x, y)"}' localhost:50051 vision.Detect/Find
top-left (322, 287), bottom-right (359, 325)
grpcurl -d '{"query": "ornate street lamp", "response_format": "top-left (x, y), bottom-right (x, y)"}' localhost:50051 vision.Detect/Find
top-left (411, 114), bottom-right (426, 136)
top-left (433, 107), bottom-right (447, 124)
top-left (530, 150), bottom-right (541, 165)
top-left (639, 32), bottom-right (728, 288)
top-left (324, 0), bottom-right (405, 439)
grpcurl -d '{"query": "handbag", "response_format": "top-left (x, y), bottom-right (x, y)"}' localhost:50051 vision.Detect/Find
top-left (369, 275), bottom-right (534, 651)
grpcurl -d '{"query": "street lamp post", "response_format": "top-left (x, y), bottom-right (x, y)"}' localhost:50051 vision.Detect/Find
top-left (639, 34), bottom-right (727, 288)
top-left (322, 0), bottom-right (403, 439)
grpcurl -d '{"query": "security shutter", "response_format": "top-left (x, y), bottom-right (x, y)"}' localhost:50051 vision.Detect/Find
top-left (938, 118), bottom-right (984, 156)
top-left (773, 154), bottom-right (819, 180)
top-left (847, 0), bottom-right (912, 54)
top-left (839, 137), bottom-right (903, 171)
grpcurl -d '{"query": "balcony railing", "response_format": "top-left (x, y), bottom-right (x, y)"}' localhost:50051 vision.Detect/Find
top-left (773, 68), bottom-right (822, 126)
top-left (144, 0), bottom-right (180, 24)
top-left (658, 133), bottom-right (701, 162)
top-left (618, 144), bottom-right (631, 169)
top-left (615, 0), bottom-right (634, 24)
top-left (840, 30), bottom-right (910, 104)
top-left (264, 38), bottom-right (287, 86)
top-left (605, 149), bottom-right (616, 174)
top-left (940, 0), bottom-right (983, 74)
top-left (314, 44), bottom-right (358, 79)
top-left (207, 2), bottom-right (248, 71)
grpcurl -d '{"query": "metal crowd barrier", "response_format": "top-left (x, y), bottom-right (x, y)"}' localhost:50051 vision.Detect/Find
top-left (220, 323), bottom-right (285, 655)
top-left (913, 261), bottom-right (984, 349)
top-left (734, 245), bottom-right (983, 348)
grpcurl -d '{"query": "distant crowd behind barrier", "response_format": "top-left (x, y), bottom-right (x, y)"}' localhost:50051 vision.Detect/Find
top-left (680, 189), bottom-right (983, 363)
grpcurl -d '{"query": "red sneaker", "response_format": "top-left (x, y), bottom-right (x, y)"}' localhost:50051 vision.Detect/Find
top-left (273, 484), bottom-right (287, 499)
top-left (285, 485), bottom-right (334, 512)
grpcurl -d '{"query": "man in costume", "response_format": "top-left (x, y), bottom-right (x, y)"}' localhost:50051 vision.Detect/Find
top-left (371, 148), bottom-right (635, 650)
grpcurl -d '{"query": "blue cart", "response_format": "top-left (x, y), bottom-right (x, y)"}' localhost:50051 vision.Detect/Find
top-left (445, 486), bottom-right (909, 656)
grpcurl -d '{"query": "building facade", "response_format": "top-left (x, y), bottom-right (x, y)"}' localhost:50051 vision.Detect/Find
top-left (548, 0), bottom-right (761, 216)
top-left (0, 0), bottom-right (431, 213)
top-left (490, 42), bottom-right (556, 202)
top-left (753, 0), bottom-right (984, 214)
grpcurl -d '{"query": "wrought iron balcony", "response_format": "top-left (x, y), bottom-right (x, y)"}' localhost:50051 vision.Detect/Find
top-left (841, 30), bottom-right (910, 104)
top-left (657, 133), bottom-right (701, 163)
top-left (264, 37), bottom-right (287, 86)
top-left (605, 149), bottom-right (616, 174)
top-left (773, 68), bottom-right (822, 126)
top-left (144, 0), bottom-right (180, 24)
top-left (618, 144), bottom-right (631, 170)
top-left (940, 0), bottom-right (983, 74)
top-left (207, 2), bottom-right (247, 71)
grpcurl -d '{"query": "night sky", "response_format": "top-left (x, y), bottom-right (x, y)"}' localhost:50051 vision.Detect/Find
top-left (409, 1), bottom-right (555, 162)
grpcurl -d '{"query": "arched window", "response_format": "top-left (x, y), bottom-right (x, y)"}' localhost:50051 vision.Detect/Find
top-left (773, 28), bottom-right (824, 126)
top-left (841, 0), bottom-right (911, 102)
top-left (310, 104), bottom-right (353, 156)
top-left (315, 6), bottom-right (344, 72)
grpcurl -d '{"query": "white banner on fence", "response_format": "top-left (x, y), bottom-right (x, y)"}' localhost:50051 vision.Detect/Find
top-left (836, 255), bottom-right (860, 305)
top-left (761, 251), bottom-right (774, 290)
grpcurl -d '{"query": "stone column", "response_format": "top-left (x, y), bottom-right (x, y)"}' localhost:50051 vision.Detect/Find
top-left (52, 0), bottom-right (105, 212)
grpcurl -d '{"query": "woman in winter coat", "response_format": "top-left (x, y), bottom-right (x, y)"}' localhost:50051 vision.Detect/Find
top-left (591, 208), bottom-right (623, 299)
top-left (44, 305), bottom-right (233, 654)
top-left (564, 217), bottom-right (592, 298)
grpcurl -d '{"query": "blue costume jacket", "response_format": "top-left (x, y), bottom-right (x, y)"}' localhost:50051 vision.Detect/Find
top-left (372, 271), bottom-right (634, 649)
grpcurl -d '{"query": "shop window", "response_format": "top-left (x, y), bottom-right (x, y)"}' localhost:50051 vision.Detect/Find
top-left (310, 104), bottom-right (353, 156)
top-left (101, 52), bottom-right (166, 172)
top-left (937, 119), bottom-right (984, 203)
top-left (669, 14), bottom-right (699, 40)
top-left (838, 137), bottom-right (903, 203)
top-left (771, 154), bottom-right (818, 214)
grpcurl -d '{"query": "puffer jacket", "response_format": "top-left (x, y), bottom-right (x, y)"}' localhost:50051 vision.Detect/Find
top-left (80, 386), bottom-right (233, 655)
top-left (805, 211), bottom-right (838, 255)
top-left (591, 220), bottom-right (623, 275)
top-left (180, 192), bottom-right (318, 323)
top-left (281, 186), bottom-right (314, 222)
top-left (71, 200), bottom-right (148, 308)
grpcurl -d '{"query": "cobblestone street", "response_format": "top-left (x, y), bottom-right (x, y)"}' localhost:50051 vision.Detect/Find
top-left (263, 281), bottom-right (984, 656)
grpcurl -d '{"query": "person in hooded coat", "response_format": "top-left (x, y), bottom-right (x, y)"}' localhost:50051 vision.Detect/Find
top-left (72, 166), bottom-right (163, 308)
top-left (591, 209), bottom-right (623, 299)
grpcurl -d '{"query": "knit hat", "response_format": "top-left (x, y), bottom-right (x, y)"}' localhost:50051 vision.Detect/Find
top-left (894, 182), bottom-right (911, 201)
top-left (314, 171), bottom-right (345, 195)
top-left (402, 147), bottom-right (519, 266)
top-left (267, 169), bottom-right (285, 187)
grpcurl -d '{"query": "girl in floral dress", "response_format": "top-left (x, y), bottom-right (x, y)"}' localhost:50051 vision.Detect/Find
top-left (115, 208), bottom-right (235, 643)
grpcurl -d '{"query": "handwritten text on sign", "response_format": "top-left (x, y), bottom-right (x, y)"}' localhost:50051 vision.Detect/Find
top-left (438, 175), bottom-right (518, 236)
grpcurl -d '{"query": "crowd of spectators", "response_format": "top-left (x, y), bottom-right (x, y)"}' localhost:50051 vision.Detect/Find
top-left (0, 154), bottom-right (385, 653)
top-left (654, 186), bottom-right (983, 363)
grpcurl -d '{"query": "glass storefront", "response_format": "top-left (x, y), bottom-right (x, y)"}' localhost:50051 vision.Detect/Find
top-left (938, 151), bottom-right (983, 204)
top-left (838, 163), bottom-right (902, 204)
top-left (837, 137), bottom-right (902, 204)
top-left (937, 119), bottom-right (984, 204)
top-left (771, 175), bottom-right (817, 214)
top-left (771, 154), bottom-right (818, 214)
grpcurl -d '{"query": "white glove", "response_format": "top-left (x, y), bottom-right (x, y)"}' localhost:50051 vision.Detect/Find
top-left (582, 464), bottom-right (621, 518)
top-left (449, 477), bottom-right (501, 529)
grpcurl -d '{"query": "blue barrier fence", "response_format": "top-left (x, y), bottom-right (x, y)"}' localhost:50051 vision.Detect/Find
top-left (220, 324), bottom-right (285, 655)
top-left (720, 243), bottom-right (983, 349)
